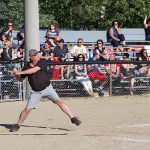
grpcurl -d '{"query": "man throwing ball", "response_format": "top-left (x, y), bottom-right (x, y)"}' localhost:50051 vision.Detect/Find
top-left (10, 49), bottom-right (81, 132)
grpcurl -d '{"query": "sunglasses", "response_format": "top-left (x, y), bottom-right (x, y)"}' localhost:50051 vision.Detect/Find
top-left (77, 42), bottom-right (82, 43)
top-left (98, 43), bottom-right (102, 44)
top-left (8, 25), bottom-right (12, 26)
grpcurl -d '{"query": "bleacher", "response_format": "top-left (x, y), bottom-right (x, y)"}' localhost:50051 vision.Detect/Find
top-left (12, 29), bottom-right (150, 97)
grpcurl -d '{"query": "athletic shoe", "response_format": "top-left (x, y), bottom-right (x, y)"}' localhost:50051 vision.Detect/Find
top-left (10, 124), bottom-right (20, 132)
top-left (71, 117), bottom-right (81, 126)
top-left (97, 87), bottom-right (105, 94)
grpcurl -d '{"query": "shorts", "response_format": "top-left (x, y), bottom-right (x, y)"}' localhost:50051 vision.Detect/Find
top-left (88, 72), bottom-right (106, 80)
top-left (26, 84), bottom-right (59, 109)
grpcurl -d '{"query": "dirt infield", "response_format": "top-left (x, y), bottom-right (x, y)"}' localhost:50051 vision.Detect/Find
top-left (0, 95), bottom-right (150, 150)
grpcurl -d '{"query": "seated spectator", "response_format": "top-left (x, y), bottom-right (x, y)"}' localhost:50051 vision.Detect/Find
top-left (107, 20), bottom-right (126, 48)
top-left (40, 40), bottom-right (54, 62)
top-left (53, 39), bottom-right (70, 61)
top-left (0, 33), bottom-right (9, 48)
top-left (144, 15), bottom-right (150, 41)
top-left (74, 54), bottom-right (93, 96)
top-left (51, 54), bottom-right (60, 80)
top-left (17, 25), bottom-right (24, 45)
top-left (16, 44), bottom-right (25, 60)
top-left (71, 38), bottom-right (87, 61)
top-left (60, 53), bottom-right (70, 79)
top-left (105, 53), bottom-right (121, 82)
top-left (87, 51), bottom-right (107, 94)
top-left (46, 23), bottom-right (60, 47)
top-left (136, 48), bottom-right (150, 77)
top-left (0, 22), bottom-right (14, 42)
top-left (120, 53), bottom-right (135, 95)
top-left (94, 39), bottom-right (108, 61)
top-left (1, 40), bottom-right (14, 61)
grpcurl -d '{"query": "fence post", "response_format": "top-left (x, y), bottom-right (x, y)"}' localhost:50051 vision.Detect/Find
top-left (109, 64), bottom-right (113, 96)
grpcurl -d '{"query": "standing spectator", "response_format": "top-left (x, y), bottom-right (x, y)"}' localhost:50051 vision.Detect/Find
top-left (53, 39), bottom-right (70, 61)
top-left (87, 51), bottom-right (107, 94)
top-left (46, 23), bottom-right (60, 47)
top-left (120, 53), bottom-right (135, 95)
top-left (107, 20), bottom-right (126, 48)
top-left (71, 38), bottom-right (87, 61)
top-left (144, 15), bottom-right (150, 41)
top-left (74, 54), bottom-right (93, 96)
top-left (0, 22), bottom-right (14, 42)
top-left (136, 48), bottom-right (150, 77)
top-left (1, 40), bottom-right (14, 61)
top-left (94, 39), bottom-right (108, 61)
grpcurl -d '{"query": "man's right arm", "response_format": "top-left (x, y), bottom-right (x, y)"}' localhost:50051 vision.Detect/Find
top-left (144, 15), bottom-right (148, 28)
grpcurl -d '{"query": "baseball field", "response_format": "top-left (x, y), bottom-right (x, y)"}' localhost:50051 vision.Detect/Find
top-left (0, 95), bottom-right (150, 150)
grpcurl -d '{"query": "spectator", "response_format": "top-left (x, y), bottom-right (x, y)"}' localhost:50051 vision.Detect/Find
top-left (40, 40), bottom-right (54, 61)
top-left (53, 39), bottom-right (70, 61)
top-left (120, 53), bottom-right (135, 95)
top-left (60, 53), bottom-right (70, 79)
top-left (105, 53), bottom-right (121, 81)
top-left (144, 15), bottom-right (150, 41)
top-left (0, 22), bottom-right (14, 42)
top-left (107, 20), bottom-right (126, 48)
top-left (51, 53), bottom-right (61, 80)
top-left (39, 41), bottom-right (54, 79)
top-left (46, 23), bottom-right (60, 47)
top-left (16, 44), bottom-right (25, 60)
top-left (74, 54), bottom-right (93, 96)
top-left (0, 33), bottom-right (9, 48)
top-left (1, 40), bottom-right (14, 61)
top-left (94, 39), bottom-right (108, 61)
top-left (87, 51), bottom-right (107, 94)
top-left (71, 38), bottom-right (87, 61)
top-left (136, 48), bottom-right (150, 77)
top-left (17, 25), bottom-right (25, 45)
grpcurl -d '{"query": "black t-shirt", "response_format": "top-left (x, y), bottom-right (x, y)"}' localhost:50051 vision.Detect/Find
top-left (1, 48), bottom-right (13, 61)
top-left (145, 26), bottom-right (150, 36)
top-left (21, 59), bottom-right (50, 91)
top-left (40, 47), bottom-right (53, 57)
top-left (53, 46), bottom-right (68, 58)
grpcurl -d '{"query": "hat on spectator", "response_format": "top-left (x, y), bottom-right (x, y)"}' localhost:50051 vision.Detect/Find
top-left (93, 51), bottom-right (99, 57)
top-left (58, 39), bottom-right (64, 43)
top-left (29, 49), bottom-right (39, 57)
top-left (60, 53), bottom-right (66, 58)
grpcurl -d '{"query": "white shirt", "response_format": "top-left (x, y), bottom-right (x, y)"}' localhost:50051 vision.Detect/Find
top-left (71, 45), bottom-right (87, 56)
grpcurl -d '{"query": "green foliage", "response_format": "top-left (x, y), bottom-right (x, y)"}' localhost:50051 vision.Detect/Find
top-left (0, 0), bottom-right (150, 30)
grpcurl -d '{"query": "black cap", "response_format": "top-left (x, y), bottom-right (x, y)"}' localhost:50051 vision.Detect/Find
top-left (58, 39), bottom-right (64, 43)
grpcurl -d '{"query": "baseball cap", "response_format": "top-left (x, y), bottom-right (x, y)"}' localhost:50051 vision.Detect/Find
top-left (93, 51), bottom-right (99, 57)
top-left (60, 53), bottom-right (66, 58)
top-left (29, 49), bottom-right (39, 57)
top-left (58, 39), bottom-right (64, 43)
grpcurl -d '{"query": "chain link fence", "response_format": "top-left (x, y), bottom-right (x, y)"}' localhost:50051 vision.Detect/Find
top-left (0, 61), bottom-right (23, 102)
top-left (0, 60), bottom-right (149, 102)
top-left (49, 62), bottom-right (150, 97)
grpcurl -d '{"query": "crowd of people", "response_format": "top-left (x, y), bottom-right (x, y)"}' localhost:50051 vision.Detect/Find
top-left (0, 20), bottom-right (150, 96)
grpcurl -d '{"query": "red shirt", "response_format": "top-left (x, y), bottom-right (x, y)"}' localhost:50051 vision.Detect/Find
top-left (105, 64), bottom-right (120, 73)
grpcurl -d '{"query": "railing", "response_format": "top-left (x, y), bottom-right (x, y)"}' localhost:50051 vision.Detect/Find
top-left (0, 60), bottom-right (149, 102)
